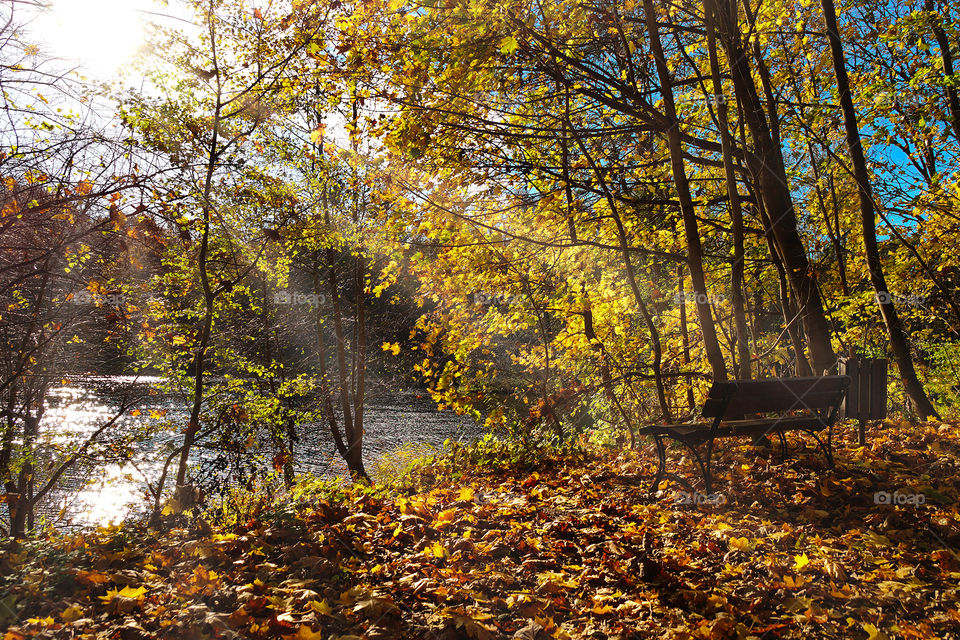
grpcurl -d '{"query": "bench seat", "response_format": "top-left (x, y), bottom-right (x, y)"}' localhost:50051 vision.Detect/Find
top-left (639, 376), bottom-right (850, 494)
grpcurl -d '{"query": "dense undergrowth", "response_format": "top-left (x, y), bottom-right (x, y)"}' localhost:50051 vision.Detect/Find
top-left (2, 420), bottom-right (960, 639)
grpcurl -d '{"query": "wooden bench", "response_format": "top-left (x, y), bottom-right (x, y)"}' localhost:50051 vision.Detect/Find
top-left (638, 376), bottom-right (850, 494)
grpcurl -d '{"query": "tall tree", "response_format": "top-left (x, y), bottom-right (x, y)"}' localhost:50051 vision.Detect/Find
top-left (704, 0), bottom-right (751, 379)
top-left (643, 0), bottom-right (727, 382)
top-left (709, 0), bottom-right (838, 374)
top-left (820, 0), bottom-right (940, 418)
top-left (121, 0), bottom-right (318, 494)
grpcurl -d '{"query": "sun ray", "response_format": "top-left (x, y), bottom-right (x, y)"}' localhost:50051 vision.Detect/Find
top-left (31, 0), bottom-right (153, 77)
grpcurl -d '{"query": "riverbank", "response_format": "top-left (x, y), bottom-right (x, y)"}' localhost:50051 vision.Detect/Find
top-left (32, 378), bottom-right (480, 529)
top-left (2, 421), bottom-right (959, 639)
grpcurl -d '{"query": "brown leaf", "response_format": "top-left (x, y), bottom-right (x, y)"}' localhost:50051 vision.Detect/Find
top-left (514, 620), bottom-right (547, 640)
top-left (353, 597), bottom-right (401, 620)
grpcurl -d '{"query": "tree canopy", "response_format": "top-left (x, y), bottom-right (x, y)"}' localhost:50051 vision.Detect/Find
top-left (0, 0), bottom-right (958, 538)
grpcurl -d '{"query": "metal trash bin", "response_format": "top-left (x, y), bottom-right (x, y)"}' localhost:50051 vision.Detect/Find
top-left (839, 355), bottom-right (888, 445)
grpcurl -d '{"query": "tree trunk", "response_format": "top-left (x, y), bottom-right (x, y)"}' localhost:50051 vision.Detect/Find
top-left (261, 280), bottom-right (296, 488)
top-left (312, 270), bottom-right (349, 461)
top-left (565, 113), bottom-right (673, 421)
top-left (705, 4), bottom-right (751, 379)
top-left (326, 247), bottom-right (368, 480)
top-left (644, 0), bottom-right (727, 382)
top-left (176, 135), bottom-right (218, 488)
top-left (9, 495), bottom-right (25, 539)
top-left (822, 169), bottom-right (851, 296)
top-left (351, 255), bottom-right (368, 475)
top-left (821, 0), bottom-right (940, 418)
top-left (677, 267), bottom-right (697, 413)
top-left (347, 92), bottom-right (369, 479)
top-left (756, 203), bottom-right (815, 377)
top-left (176, 6), bottom-right (223, 488)
top-left (712, 0), bottom-right (837, 374)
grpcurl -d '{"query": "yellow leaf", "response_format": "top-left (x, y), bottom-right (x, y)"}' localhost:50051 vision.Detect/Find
top-left (430, 542), bottom-right (446, 558)
top-left (862, 623), bottom-right (890, 640)
top-left (457, 487), bottom-right (475, 501)
top-left (381, 341), bottom-right (400, 355)
top-left (308, 599), bottom-right (333, 617)
top-left (784, 574), bottom-right (807, 588)
top-left (436, 508), bottom-right (456, 524)
top-left (76, 570), bottom-right (110, 586)
top-left (728, 537), bottom-right (754, 552)
top-left (118, 586), bottom-right (147, 599)
top-left (99, 585), bottom-right (147, 614)
top-left (793, 553), bottom-right (810, 571)
top-left (499, 36), bottom-right (519, 55)
top-left (61, 606), bottom-right (83, 623)
top-left (287, 626), bottom-right (324, 640)
top-left (98, 589), bottom-right (117, 604)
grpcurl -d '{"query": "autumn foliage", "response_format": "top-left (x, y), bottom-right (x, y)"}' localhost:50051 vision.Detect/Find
top-left (3, 421), bottom-right (960, 639)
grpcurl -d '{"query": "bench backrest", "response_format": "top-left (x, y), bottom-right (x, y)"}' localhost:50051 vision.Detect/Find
top-left (701, 376), bottom-right (850, 419)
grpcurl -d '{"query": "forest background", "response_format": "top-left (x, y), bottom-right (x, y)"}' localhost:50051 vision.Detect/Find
top-left (0, 0), bottom-right (959, 540)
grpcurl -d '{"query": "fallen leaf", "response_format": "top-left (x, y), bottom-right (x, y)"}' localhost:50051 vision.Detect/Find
top-left (308, 599), bottom-right (333, 617)
top-left (61, 605), bottom-right (83, 623)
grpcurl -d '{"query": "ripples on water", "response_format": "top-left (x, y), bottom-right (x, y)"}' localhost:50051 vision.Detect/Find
top-left (34, 377), bottom-right (480, 529)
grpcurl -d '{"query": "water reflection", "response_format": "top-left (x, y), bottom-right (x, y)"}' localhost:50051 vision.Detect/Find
top-left (75, 470), bottom-right (144, 526)
top-left (34, 378), bottom-right (480, 528)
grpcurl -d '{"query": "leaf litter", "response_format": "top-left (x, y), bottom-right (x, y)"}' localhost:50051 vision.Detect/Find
top-left (1, 421), bottom-right (959, 639)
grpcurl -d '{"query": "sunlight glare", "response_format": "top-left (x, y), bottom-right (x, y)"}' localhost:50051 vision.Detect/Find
top-left (33, 0), bottom-right (154, 77)
top-left (73, 465), bottom-right (144, 527)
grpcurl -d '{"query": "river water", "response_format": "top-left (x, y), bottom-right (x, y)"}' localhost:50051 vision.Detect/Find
top-left (32, 376), bottom-right (480, 529)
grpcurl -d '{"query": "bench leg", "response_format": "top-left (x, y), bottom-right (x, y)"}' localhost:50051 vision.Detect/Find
top-left (702, 441), bottom-right (714, 495)
top-left (776, 431), bottom-right (788, 459)
top-left (805, 429), bottom-right (834, 468)
top-left (680, 438), bottom-right (713, 495)
top-left (649, 436), bottom-right (667, 492)
top-left (823, 431), bottom-right (834, 468)
top-left (648, 436), bottom-right (715, 496)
